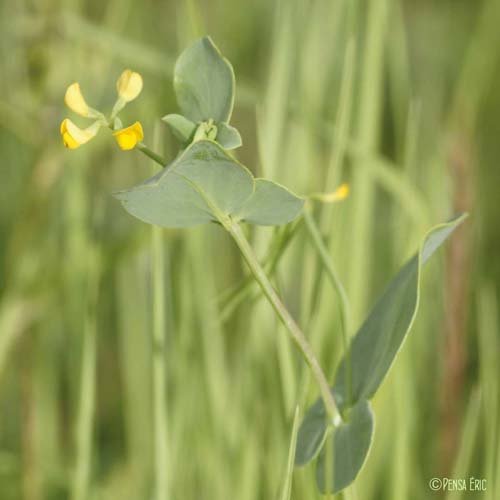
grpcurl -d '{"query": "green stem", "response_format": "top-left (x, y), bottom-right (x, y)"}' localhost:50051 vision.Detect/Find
top-left (134, 142), bottom-right (338, 418)
top-left (107, 119), bottom-right (167, 167)
top-left (219, 221), bottom-right (301, 322)
top-left (227, 222), bottom-right (339, 420)
top-left (106, 118), bottom-right (168, 168)
top-left (138, 143), bottom-right (168, 166)
top-left (303, 208), bottom-right (352, 409)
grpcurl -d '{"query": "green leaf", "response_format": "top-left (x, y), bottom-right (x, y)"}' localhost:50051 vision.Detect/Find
top-left (235, 179), bottom-right (304, 226)
top-left (114, 140), bottom-right (253, 228)
top-left (174, 36), bottom-right (235, 123)
top-left (295, 398), bottom-right (329, 466)
top-left (295, 214), bottom-right (467, 491)
top-left (162, 113), bottom-right (196, 144)
top-left (115, 141), bottom-right (304, 229)
top-left (332, 213), bottom-right (468, 410)
top-left (216, 122), bottom-right (242, 150)
top-left (316, 400), bottom-right (374, 494)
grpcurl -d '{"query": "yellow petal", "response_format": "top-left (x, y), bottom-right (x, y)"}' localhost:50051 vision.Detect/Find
top-left (64, 83), bottom-right (90, 117)
top-left (309, 183), bottom-right (350, 203)
top-left (60, 118), bottom-right (99, 149)
top-left (113, 121), bottom-right (144, 150)
top-left (332, 183), bottom-right (349, 201)
top-left (116, 70), bottom-right (143, 102)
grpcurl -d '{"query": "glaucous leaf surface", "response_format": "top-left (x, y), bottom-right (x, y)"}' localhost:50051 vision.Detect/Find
top-left (216, 122), bottom-right (242, 150)
top-left (174, 36), bottom-right (235, 124)
top-left (295, 214), bottom-right (467, 490)
top-left (332, 214), bottom-right (468, 409)
top-left (235, 179), bottom-right (304, 226)
top-left (115, 141), bottom-right (304, 228)
top-left (295, 397), bottom-right (329, 466)
top-left (162, 113), bottom-right (196, 144)
top-left (316, 400), bottom-right (374, 494)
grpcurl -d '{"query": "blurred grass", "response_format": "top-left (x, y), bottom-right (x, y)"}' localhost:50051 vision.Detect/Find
top-left (1, 0), bottom-right (499, 499)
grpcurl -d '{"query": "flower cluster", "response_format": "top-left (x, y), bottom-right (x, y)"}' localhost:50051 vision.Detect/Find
top-left (61, 70), bottom-right (144, 151)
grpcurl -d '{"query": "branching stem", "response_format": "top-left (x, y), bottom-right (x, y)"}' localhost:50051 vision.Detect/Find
top-left (135, 144), bottom-right (339, 419)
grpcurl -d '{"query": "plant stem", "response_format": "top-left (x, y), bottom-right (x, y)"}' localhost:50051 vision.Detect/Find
top-left (227, 222), bottom-right (339, 420)
top-left (134, 142), bottom-right (339, 418)
top-left (219, 221), bottom-right (301, 322)
top-left (107, 120), bottom-right (167, 167)
top-left (303, 208), bottom-right (353, 409)
top-left (138, 143), bottom-right (167, 166)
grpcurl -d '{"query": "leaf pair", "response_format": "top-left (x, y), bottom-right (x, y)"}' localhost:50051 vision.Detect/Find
top-left (118, 38), bottom-right (304, 229)
top-left (296, 214), bottom-right (467, 494)
top-left (115, 140), bottom-right (304, 228)
top-left (163, 37), bottom-right (242, 150)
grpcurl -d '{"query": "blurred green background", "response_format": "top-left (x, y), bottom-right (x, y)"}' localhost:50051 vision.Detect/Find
top-left (1, 0), bottom-right (499, 499)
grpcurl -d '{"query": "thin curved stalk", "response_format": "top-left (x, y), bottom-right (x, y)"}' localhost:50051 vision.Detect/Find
top-left (227, 222), bottom-right (339, 420)
top-left (219, 221), bottom-right (301, 322)
top-left (135, 144), bottom-right (339, 419)
top-left (138, 143), bottom-right (168, 166)
top-left (303, 208), bottom-right (352, 410)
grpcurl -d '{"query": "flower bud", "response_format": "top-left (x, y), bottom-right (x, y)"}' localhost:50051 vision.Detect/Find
top-left (64, 83), bottom-right (90, 117)
top-left (116, 70), bottom-right (143, 102)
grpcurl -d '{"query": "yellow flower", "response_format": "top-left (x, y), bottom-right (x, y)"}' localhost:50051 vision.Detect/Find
top-left (309, 183), bottom-right (350, 203)
top-left (331, 183), bottom-right (349, 202)
top-left (116, 70), bottom-right (143, 102)
top-left (61, 70), bottom-right (144, 152)
top-left (113, 122), bottom-right (144, 150)
top-left (64, 83), bottom-right (90, 117)
top-left (60, 119), bottom-right (100, 149)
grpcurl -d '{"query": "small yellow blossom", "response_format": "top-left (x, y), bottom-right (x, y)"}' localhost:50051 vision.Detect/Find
top-left (309, 183), bottom-right (350, 203)
top-left (113, 122), bottom-right (144, 150)
top-left (331, 183), bottom-right (349, 202)
top-left (116, 70), bottom-right (143, 102)
top-left (64, 83), bottom-right (90, 117)
top-left (60, 119), bottom-right (100, 149)
top-left (61, 70), bottom-right (144, 152)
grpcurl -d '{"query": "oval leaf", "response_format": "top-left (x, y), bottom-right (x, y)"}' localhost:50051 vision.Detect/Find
top-left (116, 141), bottom-right (305, 229)
top-left (332, 213), bottom-right (468, 409)
top-left (162, 113), bottom-right (196, 144)
top-left (114, 140), bottom-right (253, 228)
top-left (296, 215), bottom-right (467, 485)
top-left (174, 36), bottom-right (235, 123)
top-left (316, 399), bottom-right (374, 494)
top-left (216, 122), bottom-right (242, 150)
top-left (295, 398), bottom-right (329, 466)
top-left (235, 179), bottom-right (304, 226)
